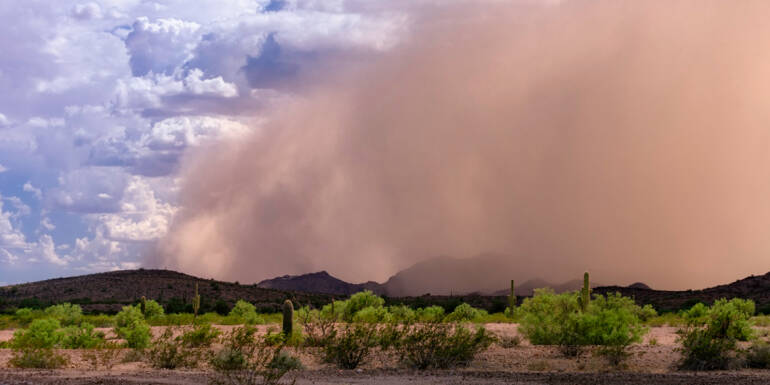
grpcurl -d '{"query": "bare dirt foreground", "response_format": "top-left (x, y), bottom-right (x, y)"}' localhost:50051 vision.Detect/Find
top-left (2, 324), bottom-right (770, 385)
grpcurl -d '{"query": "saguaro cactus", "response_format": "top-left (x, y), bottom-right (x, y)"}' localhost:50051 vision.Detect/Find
top-left (509, 280), bottom-right (516, 310)
top-left (192, 283), bottom-right (201, 324)
top-left (283, 299), bottom-right (294, 336)
top-left (140, 296), bottom-right (147, 316)
top-left (579, 272), bottom-right (591, 312)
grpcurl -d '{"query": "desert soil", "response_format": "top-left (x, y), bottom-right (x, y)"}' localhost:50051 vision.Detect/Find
top-left (1, 323), bottom-right (770, 384)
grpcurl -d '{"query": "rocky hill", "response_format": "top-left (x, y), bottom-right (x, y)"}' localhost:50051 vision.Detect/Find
top-left (0, 269), bottom-right (338, 314)
top-left (593, 273), bottom-right (770, 313)
top-left (257, 271), bottom-right (385, 295)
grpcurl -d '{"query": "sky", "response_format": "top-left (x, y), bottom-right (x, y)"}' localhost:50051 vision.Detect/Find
top-left (0, 0), bottom-right (408, 285)
top-left (5, 1), bottom-right (770, 291)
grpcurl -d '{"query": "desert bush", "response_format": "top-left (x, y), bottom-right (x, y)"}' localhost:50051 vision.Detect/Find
top-left (13, 308), bottom-right (39, 326)
top-left (10, 348), bottom-right (68, 369)
top-left (122, 320), bottom-right (151, 349)
top-left (115, 305), bottom-right (144, 328)
top-left (388, 305), bottom-right (417, 323)
top-left (142, 299), bottom-right (165, 319)
top-left (146, 327), bottom-right (199, 369)
top-left (9, 318), bottom-right (68, 368)
top-left (353, 306), bottom-right (393, 323)
top-left (518, 289), bottom-right (646, 361)
top-left (745, 341), bottom-right (770, 369)
top-left (417, 306), bottom-right (445, 322)
top-left (393, 322), bottom-right (494, 369)
top-left (180, 323), bottom-right (221, 348)
top-left (82, 342), bottom-right (123, 370)
top-left (320, 322), bottom-right (379, 369)
top-left (264, 329), bottom-right (304, 347)
top-left (677, 326), bottom-right (737, 370)
top-left (44, 303), bottom-right (83, 326)
top-left (677, 298), bottom-right (755, 370)
top-left (682, 303), bottom-right (710, 324)
top-left (210, 325), bottom-right (303, 385)
top-left (83, 314), bottom-right (115, 327)
top-left (320, 300), bottom-right (345, 321)
top-left (122, 348), bottom-right (145, 363)
top-left (637, 304), bottom-right (658, 322)
top-left (444, 303), bottom-right (482, 322)
top-left (497, 335), bottom-right (522, 348)
top-left (297, 307), bottom-right (335, 347)
top-left (342, 291), bottom-right (385, 322)
top-left (646, 312), bottom-right (686, 327)
top-left (61, 322), bottom-right (106, 349)
top-left (229, 300), bottom-right (265, 325)
top-left (114, 305), bottom-right (152, 348)
top-left (11, 318), bottom-right (63, 349)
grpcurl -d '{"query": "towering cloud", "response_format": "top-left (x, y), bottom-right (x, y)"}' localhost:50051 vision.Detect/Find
top-left (155, 1), bottom-right (770, 290)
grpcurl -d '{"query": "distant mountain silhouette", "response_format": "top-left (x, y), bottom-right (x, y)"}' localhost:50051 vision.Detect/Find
top-left (257, 271), bottom-right (384, 295)
top-left (380, 254), bottom-right (525, 296)
top-left (256, 255), bottom-right (602, 297)
top-left (628, 282), bottom-right (652, 290)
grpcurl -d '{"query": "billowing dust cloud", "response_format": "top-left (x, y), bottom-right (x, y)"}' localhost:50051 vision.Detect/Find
top-left (153, 1), bottom-right (770, 290)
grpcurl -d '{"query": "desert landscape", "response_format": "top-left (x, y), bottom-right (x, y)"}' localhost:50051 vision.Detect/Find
top-left (3, 271), bottom-right (770, 384)
top-left (5, 0), bottom-right (770, 384)
top-left (2, 323), bottom-right (770, 385)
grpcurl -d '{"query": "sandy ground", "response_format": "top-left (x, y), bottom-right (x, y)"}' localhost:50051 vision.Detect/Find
top-left (1, 324), bottom-right (769, 384)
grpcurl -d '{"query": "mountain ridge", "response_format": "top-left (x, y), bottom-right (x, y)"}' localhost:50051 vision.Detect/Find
top-left (5, 268), bottom-right (770, 314)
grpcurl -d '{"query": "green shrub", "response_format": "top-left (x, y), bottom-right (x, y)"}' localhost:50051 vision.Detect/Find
top-left (125, 321), bottom-right (151, 349)
top-left (180, 323), bottom-right (220, 348)
top-left (210, 325), bottom-right (258, 371)
top-left (61, 322), bottom-right (105, 349)
top-left (229, 300), bottom-right (265, 325)
top-left (445, 303), bottom-right (482, 322)
top-left (83, 314), bottom-right (115, 327)
top-left (264, 329), bottom-right (304, 347)
top-left (44, 303), bottom-right (83, 326)
top-left (677, 298), bottom-right (755, 370)
top-left (709, 298), bottom-right (754, 341)
top-left (297, 306), bottom-right (336, 347)
top-left (114, 305), bottom-right (152, 349)
top-left (210, 325), bottom-right (302, 385)
top-left (682, 303), bottom-right (710, 324)
top-left (417, 306), bottom-right (445, 322)
top-left (637, 304), bottom-right (658, 322)
top-left (393, 322), bottom-right (494, 369)
top-left (115, 305), bottom-right (144, 328)
top-left (320, 300), bottom-right (345, 321)
top-left (745, 341), bottom-right (770, 369)
top-left (677, 326), bottom-right (737, 370)
top-left (11, 318), bottom-right (63, 349)
top-left (518, 289), bottom-right (646, 360)
top-left (389, 305), bottom-right (417, 323)
top-left (14, 308), bottom-right (42, 326)
top-left (146, 327), bottom-right (198, 369)
top-left (321, 322), bottom-right (379, 369)
top-left (342, 291), bottom-right (385, 322)
top-left (9, 316), bottom-right (68, 369)
top-left (142, 299), bottom-right (165, 319)
top-left (9, 348), bottom-right (68, 368)
top-left (518, 289), bottom-right (580, 346)
top-left (353, 306), bottom-right (393, 323)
